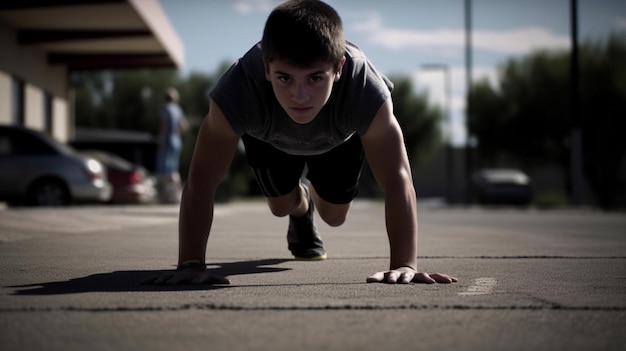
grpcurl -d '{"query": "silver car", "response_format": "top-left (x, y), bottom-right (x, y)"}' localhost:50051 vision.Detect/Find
top-left (0, 126), bottom-right (112, 206)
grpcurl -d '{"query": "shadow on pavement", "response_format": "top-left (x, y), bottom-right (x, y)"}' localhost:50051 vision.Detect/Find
top-left (8, 258), bottom-right (291, 295)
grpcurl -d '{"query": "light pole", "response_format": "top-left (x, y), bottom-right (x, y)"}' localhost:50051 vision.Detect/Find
top-left (465, 0), bottom-right (473, 204)
top-left (421, 64), bottom-right (454, 204)
top-left (570, 0), bottom-right (584, 205)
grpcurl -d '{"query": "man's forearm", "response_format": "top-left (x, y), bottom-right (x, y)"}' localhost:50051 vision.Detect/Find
top-left (177, 183), bottom-right (215, 264)
top-left (385, 185), bottom-right (418, 270)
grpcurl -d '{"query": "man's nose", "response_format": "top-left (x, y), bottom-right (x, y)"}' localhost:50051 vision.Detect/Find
top-left (291, 82), bottom-right (310, 104)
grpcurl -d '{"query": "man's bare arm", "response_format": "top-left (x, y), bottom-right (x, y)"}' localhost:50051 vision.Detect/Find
top-left (361, 98), bottom-right (456, 284)
top-left (361, 99), bottom-right (418, 270)
top-left (178, 99), bottom-right (240, 264)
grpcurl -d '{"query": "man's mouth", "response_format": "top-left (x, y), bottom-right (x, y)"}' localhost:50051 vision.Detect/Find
top-left (291, 106), bottom-right (312, 112)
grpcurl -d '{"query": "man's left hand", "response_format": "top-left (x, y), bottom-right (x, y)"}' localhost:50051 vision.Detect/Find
top-left (366, 266), bottom-right (458, 284)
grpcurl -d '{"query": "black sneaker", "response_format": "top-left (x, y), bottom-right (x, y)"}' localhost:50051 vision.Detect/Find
top-left (287, 184), bottom-right (327, 261)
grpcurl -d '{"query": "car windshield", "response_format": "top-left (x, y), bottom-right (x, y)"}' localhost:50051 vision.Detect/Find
top-left (34, 130), bottom-right (78, 155)
top-left (480, 169), bottom-right (529, 184)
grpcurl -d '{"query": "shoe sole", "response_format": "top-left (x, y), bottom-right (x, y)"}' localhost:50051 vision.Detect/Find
top-left (293, 253), bottom-right (327, 261)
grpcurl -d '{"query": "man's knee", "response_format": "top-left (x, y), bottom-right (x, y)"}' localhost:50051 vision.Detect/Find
top-left (267, 200), bottom-right (292, 217)
top-left (316, 202), bottom-right (350, 227)
top-left (320, 212), bottom-right (347, 227)
top-left (266, 190), bottom-right (299, 217)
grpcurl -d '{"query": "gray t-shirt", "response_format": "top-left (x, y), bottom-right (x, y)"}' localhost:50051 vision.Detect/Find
top-left (209, 42), bottom-right (393, 156)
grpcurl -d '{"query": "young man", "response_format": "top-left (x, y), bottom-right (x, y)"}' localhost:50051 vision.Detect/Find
top-left (152, 0), bottom-right (456, 285)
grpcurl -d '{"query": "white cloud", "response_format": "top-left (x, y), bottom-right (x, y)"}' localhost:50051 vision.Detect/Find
top-left (352, 11), bottom-right (383, 32)
top-left (474, 27), bottom-right (570, 54)
top-left (233, 0), bottom-right (276, 14)
top-left (354, 14), bottom-right (570, 55)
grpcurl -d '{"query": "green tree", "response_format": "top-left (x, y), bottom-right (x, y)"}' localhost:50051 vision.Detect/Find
top-left (387, 75), bottom-right (442, 170)
top-left (578, 34), bottom-right (626, 209)
top-left (71, 71), bottom-right (114, 128)
top-left (469, 33), bottom-right (626, 209)
top-left (72, 69), bottom-right (179, 133)
top-left (470, 50), bottom-right (571, 167)
top-left (109, 69), bottom-right (179, 134)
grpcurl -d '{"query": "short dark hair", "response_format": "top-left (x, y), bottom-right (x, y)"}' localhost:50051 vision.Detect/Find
top-left (261, 0), bottom-right (345, 71)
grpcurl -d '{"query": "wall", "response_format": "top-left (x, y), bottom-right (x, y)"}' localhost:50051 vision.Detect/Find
top-left (0, 71), bottom-right (10, 124)
top-left (0, 19), bottom-right (69, 142)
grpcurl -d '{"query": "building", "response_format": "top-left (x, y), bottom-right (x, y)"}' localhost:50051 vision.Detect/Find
top-left (0, 0), bottom-right (183, 142)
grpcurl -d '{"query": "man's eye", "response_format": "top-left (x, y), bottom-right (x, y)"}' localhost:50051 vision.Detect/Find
top-left (309, 76), bottom-right (323, 83)
top-left (278, 76), bottom-right (291, 83)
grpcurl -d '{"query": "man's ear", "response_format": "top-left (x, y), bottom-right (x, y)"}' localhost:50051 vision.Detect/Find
top-left (335, 56), bottom-right (346, 82)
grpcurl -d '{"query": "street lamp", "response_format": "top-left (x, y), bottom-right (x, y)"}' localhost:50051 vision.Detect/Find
top-left (421, 64), bottom-right (454, 204)
top-left (465, 0), bottom-right (473, 205)
top-left (569, 0), bottom-right (584, 205)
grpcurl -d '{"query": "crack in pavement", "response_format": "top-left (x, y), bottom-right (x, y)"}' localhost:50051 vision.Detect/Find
top-left (1, 304), bottom-right (625, 313)
top-left (209, 256), bottom-right (626, 260)
top-left (417, 256), bottom-right (624, 259)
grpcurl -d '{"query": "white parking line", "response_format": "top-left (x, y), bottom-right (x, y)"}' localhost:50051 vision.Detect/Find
top-left (458, 277), bottom-right (498, 296)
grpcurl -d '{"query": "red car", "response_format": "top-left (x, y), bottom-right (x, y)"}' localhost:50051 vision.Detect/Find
top-left (79, 150), bottom-right (157, 204)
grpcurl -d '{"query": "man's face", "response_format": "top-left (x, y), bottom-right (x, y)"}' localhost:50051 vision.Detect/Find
top-left (266, 57), bottom-right (345, 124)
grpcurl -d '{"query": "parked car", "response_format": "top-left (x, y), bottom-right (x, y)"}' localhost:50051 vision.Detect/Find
top-left (78, 150), bottom-right (157, 204)
top-left (471, 168), bottom-right (532, 206)
top-left (0, 126), bottom-right (112, 206)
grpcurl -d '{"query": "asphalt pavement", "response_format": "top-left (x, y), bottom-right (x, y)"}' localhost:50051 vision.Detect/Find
top-left (0, 201), bottom-right (624, 351)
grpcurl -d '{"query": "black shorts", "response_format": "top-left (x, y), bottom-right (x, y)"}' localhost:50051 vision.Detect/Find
top-left (241, 134), bottom-right (365, 204)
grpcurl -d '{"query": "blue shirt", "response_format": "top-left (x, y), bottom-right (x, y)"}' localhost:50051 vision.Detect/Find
top-left (161, 102), bottom-right (185, 150)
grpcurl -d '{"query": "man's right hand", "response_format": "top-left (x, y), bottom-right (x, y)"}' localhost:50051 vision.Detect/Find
top-left (143, 268), bottom-right (231, 285)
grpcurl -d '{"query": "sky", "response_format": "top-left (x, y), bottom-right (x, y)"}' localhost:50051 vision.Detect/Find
top-left (158, 0), bottom-right (626, 146)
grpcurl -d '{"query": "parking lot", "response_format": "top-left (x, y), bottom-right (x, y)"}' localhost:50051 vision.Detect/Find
top-left (0, 202), bottom-right (625, 351)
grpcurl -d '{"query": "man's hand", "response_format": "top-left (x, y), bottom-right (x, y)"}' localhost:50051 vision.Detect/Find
top-left (366, 266), bottom-right (457, 284)
top-left (143, 268), bottom-right (231, 285)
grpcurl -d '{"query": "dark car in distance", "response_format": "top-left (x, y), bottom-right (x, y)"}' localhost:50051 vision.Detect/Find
top-left (472, 168), bottom-right (533, 206)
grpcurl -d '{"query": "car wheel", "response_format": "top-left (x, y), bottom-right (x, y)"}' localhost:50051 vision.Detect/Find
top-left (29, 179), bottom-right (70, 206)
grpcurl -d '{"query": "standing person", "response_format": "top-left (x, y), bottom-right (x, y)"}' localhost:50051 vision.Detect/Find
top-left (156, 87), bottom-right (187, 203)
top-left (149, 0), bottom-right (456, 285)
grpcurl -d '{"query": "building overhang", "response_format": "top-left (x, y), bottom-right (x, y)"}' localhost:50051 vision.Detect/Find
top-left (0, 0), bottom-right (184, 71)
